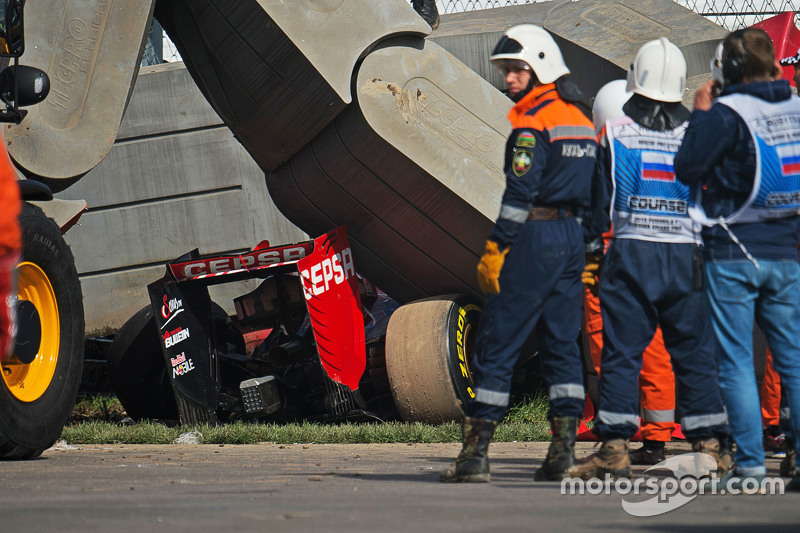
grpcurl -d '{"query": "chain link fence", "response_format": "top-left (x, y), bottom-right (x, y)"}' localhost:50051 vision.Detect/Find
top-left (677, 0), bottom-right (799, 28)
top-left (436, 0), bottom-right (799, 29)
top-left (149, 1), bottom-right (800, 65)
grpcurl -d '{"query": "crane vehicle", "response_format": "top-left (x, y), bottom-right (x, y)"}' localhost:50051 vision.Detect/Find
top-left (0, 0), bottom-right (85, 459)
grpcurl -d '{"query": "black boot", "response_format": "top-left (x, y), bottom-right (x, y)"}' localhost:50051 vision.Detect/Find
top-left (781, 440), bottom-right (796, 477)
top-left (629, 439), bottom-right (666, 465)
top-left (534, 417), bottom-right (578, 481)
top-left (412, 0), bottom-right (440, 30)
top-left (440, 417), bottom-right (498, 483)
top-left (781, 448), bottom-right (797, 477)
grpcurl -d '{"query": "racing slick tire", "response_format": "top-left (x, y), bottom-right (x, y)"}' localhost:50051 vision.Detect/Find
top-left (385, 295), bottom-right (479, 423)
top-left (107, 304), bottom-right (179, 421)
top-left (0, 203), bottom-right (84, 460)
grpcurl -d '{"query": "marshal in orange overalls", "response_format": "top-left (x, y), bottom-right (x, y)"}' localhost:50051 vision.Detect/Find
top-left (0, 137), bottom-right (21, 359)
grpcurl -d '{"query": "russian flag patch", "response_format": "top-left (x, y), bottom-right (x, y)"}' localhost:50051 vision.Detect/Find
top-left (778, 144), bottom-right (800, 176)
top-left (641, 151), bottom-right (675, 182)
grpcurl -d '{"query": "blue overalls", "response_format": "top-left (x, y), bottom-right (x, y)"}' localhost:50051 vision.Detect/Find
top-left (468, 83), bottom-right (596, 421)
top-left (593, 116), bottom-right (728, 441)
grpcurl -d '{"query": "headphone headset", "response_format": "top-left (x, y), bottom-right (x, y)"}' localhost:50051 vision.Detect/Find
top-left (722, 29), bottom-right (747, 85)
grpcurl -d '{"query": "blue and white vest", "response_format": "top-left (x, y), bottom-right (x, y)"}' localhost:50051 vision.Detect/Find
top-left (607, 116), bottom-right (698, 244)
top-left (689, 93), bottom-right (800, 226)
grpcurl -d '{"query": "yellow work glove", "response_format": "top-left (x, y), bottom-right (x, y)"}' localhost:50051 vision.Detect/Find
top-left (582, 254), bottom-right (603, 296)
top-left (477, 240), bottom-right (510, 295)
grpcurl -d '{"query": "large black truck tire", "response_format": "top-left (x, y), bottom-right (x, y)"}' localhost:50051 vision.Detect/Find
top-left (107, 305), bottom-right (180, 421)
top-left (385, 295), bottom-right (480, 423)
top-left (0, 203), bottom-right (84, 460)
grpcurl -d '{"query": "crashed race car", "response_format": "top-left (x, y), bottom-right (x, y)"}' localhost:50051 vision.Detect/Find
top-left (107, 227), bottom-right (491, 425)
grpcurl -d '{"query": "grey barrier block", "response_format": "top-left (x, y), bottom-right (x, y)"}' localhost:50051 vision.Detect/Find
top-left (259, 0), bottom-right (431, 103)
top-left (433, 0), bottom-right (728, 105)
top-left (115, 62), bottom-right (222, 139)
top-left (155, 0), bottom-right (429, 173)
top-left (6, 0), bottom-right (156, 189)
top-left (58, 65), bottom-right (306, 334)
top-left (268, 38), bottom-right (512, 303)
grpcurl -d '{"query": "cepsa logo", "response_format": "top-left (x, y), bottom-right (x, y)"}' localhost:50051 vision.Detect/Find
top-left (176, 246), bottom-right (309, 279)
top-left (300, 247), bottom-right (356, 300)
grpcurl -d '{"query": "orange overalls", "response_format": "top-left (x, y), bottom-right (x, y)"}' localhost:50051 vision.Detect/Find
top-left (0, 138), bottom-right (21, 359)
top-left (762, 348), bottom-right (781, 428)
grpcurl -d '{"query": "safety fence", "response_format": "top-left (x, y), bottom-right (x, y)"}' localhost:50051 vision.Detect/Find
top-left (439, 0), bottom-right (799, 29)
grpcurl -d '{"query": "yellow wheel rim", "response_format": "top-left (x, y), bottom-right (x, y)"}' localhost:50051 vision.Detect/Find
top-left (1, 261), bottom-right (59, 402)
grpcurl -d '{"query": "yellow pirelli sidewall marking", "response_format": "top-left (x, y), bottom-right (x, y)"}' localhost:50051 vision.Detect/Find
top-left (456, 304), bottom-right (480, 399)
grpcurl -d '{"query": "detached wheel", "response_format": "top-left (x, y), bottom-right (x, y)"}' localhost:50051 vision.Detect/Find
top-left (0, 203), bottom-right (84, 460)
top-left (107, 305), bottom-right (179, 421)
top-left (385, 295), bottom-right (479, 423)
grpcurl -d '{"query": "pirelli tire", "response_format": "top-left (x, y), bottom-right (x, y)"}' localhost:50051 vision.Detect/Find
top-left (0, 203), bottom-right (84, 460)
top-left (385, 295), bottom-right (479, 423)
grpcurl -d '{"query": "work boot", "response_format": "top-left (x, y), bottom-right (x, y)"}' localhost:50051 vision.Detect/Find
top-left (567, 439), bottom-right (632, 480)
top-left (691, 437), bottom-right (731, 476)
top-left (412, 0), bottom-right (440, 30)
top-left (534, 417), bottom-right (578, 481)
top-left (780, 446), bottom-right (796, 478)
top-left (719, 440), bottom-right (735, 475)
top-left (440, 417), bottom-right (498, 483)
top-left (629, 441), bottom-right (666, 466)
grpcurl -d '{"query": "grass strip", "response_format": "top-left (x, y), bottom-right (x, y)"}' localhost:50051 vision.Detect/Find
top-left (61, 420), bottom-right (552, 445)
top-left (62, 393), bottom-right (553, 445)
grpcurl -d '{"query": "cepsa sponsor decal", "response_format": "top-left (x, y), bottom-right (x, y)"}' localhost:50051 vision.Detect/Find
top-left (171, 245), bottom-right (311, 280)
top-left (163, 326), bottom-right (190, 348)
top-left (171, 352), bottom-right (195, 378)
top-left (300, 247), bottom-right (356, 299)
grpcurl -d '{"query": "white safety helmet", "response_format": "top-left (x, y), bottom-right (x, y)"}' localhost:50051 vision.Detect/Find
top-left (592, 79), bottom-right (632, 136)
top-left (625, 37), bottom-right (686, 103)
top-left (490, 24), bottom-right (570, 84)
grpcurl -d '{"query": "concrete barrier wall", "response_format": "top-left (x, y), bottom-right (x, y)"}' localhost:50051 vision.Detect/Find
top-left (56, 63), bottom-right (306, 335)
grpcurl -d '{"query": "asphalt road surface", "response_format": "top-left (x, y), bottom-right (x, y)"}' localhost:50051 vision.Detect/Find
top-left (2, 441), bottom-right (798, 532)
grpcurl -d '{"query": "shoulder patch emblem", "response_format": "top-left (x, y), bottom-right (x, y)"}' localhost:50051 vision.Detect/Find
top-left (512, 149), bottom-right (532, 177)
top-left (517, 131), bottom-right (536, 148)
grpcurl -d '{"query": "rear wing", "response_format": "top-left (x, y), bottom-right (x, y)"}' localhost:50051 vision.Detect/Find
top-left (147, 226), bottom-right (366, 424)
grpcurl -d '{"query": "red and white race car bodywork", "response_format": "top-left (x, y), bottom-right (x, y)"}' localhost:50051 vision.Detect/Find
top-left (145, 226), bottom-right (381, 424)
